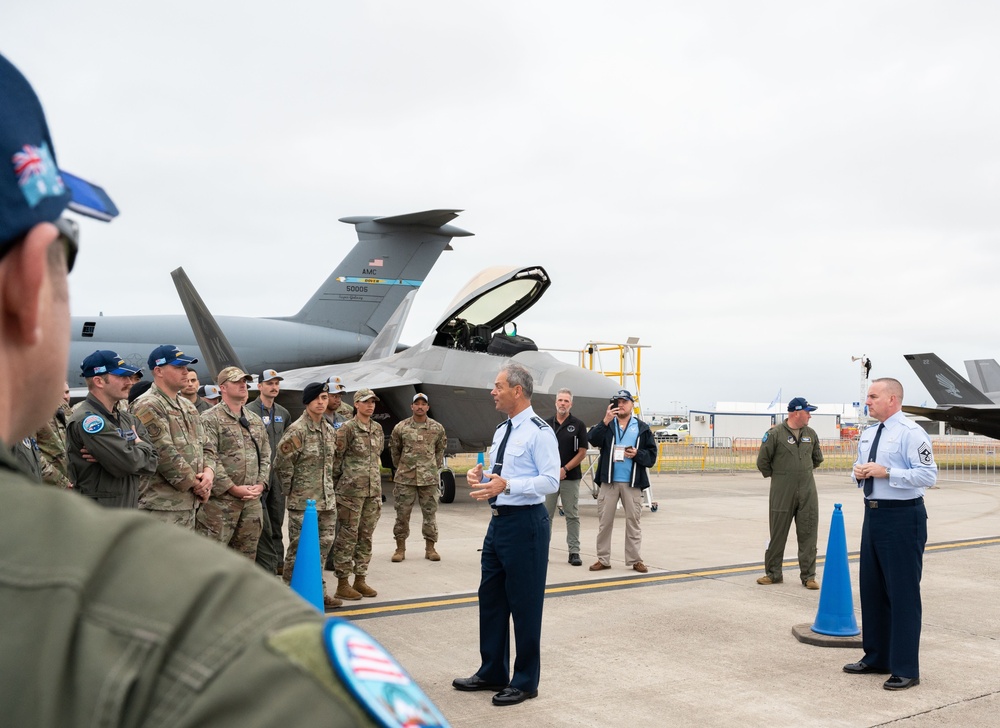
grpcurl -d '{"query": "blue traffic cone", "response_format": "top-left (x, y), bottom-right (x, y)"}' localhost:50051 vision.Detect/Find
top-left (289, 499), bottom-right (324, 613)
top-left (811, 503), bottom-right (860, 636)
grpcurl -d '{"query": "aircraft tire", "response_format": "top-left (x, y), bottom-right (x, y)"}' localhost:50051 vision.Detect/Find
top-left (439, 469), bottom-right (456, 504)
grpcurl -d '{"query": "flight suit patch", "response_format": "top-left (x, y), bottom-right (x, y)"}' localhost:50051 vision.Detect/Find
top-left (82, 414), bottom-right (105, 434)
top-left (323, 618), bottom-right (450, 727)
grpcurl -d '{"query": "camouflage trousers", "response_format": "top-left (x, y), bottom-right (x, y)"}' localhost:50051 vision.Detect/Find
top-left (195, 496), bottom-right (263, 561)
top-left (333, 495), bottom-right (381, 579)
top-left (392, 484), bottom-right (439, 542)
top-left (142, 506), bottom-right (196, 530)
top-left (283, 508), bottom-right (337, 592)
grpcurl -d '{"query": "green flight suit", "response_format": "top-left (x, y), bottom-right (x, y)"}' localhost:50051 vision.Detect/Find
top-left (756, 421), bottom-right (824, 583)
top-left (0, 443), bottom-right (388, 727)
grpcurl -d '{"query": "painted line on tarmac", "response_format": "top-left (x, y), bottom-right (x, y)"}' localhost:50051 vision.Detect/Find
top-left (334, 535), bottom-right (1000, 619)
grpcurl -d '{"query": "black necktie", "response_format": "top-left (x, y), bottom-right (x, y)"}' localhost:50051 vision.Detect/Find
top-left (488, 421), bottom-right (512, 505)
top-left (863, 423), bottom-right (884, 497)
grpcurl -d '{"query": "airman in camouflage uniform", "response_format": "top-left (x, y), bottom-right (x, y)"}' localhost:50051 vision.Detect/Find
top-left (68, 351), bottom-right (158, 508)
top-left (332, 388), bottom-right (384, 601)
top-left (273, 381), bottom-right (341, 609)
top-left (131, 345), bottom-right (215, 529)
top-left (36, 401), bottom-right (72, 488)
top-left (197, 367), bottom-right (269, 560)
top-left (324, 377), bottom-right (354, 431)
top-left (390, 393), bottom-right (447, 562)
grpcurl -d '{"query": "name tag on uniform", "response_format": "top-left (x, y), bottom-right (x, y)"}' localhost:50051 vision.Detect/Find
top-left (275, 415), bottom-right (283, 423)
top-left (802, 436), bottom-right (812, 442)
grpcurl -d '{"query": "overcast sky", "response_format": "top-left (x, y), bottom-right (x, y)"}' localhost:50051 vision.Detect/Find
top-left (5, 2), bottom-right (998, 415)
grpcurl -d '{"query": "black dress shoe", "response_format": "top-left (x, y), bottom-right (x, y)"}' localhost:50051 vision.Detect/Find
top-left (843, 661), bottom-right (890, 675)
top-left (884, 675), bottom-right (920, 690)
top-left (452, 675), bottom-right (507, 692)
top-left (568, 553), bottom-right (582, 566)
top-left (492, 687), bottom-right (538, 706)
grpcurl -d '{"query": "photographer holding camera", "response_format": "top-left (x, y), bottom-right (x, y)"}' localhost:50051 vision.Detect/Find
top-left (587, 389), bottom-right (657, 573)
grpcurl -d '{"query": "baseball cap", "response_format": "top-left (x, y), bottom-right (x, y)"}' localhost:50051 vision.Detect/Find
top-left (611, 389), bottom-right (634, 402)
top-left (80, 350), bottom-right (140, 378)
top-left (217, 366), bottom-right (253, 385)
top-left (787, 397), bottom-right (818, 412)
top-left (303, 381), bottom-right (329, 405)
top-left (327, 376), bottom-right (347, 393)
top-left (0, 54), bottom-right (118, 258)
top-left (412, 393), bottom-right (429, 403)
top-left (147, 345), bottom-right (198, 370)
top-left (259, 369), bottom-right (283, 383)
top-left (198, 384), bottom-right (221, 400)
top-left (354, 388), bottom-right (380, 403)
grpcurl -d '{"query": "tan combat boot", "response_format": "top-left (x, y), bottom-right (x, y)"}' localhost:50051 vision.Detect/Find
top-left (353, 575), bottom-right (377, 598)
top-left (323, 593), bottom-right (343, 610)
top-left (392, 539), bottom-right (406, 562)
top-left (425, 539), bottom-right (441, 562)
top-left (335, 576), bottom-right (362, 601)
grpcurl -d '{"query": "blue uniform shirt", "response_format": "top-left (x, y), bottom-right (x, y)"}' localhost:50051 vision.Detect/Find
top-left (484, 406), bottom-right (559, 506)
top-left (853, 411), bottom-right (937, 500)
top-left (611, 416), bottom-right (640, 483)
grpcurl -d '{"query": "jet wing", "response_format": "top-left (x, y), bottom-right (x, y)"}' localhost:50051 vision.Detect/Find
top-left (902, 404), bottom-right (1000, 440)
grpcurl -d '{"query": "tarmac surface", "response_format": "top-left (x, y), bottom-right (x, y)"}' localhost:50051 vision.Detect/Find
top-left (319, 472), bottom-right (1000, 727)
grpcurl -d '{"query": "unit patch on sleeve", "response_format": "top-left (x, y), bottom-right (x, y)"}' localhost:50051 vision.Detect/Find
top-left (82, 414), bottom-right (105, 434)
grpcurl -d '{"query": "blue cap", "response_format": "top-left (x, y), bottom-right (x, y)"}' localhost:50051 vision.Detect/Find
top-left (147, 345), bottom-right (198, 370)
top-left (611, 389), bottom-right (634, 402)
top-left (788, 397), bottom-right (817, 412)
top-left (81, 350), bottom-right (141, 378)
top-left (0, 54), bottom-right (118, 252)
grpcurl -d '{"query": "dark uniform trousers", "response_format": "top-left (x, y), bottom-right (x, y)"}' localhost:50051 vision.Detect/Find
top-left (477, 503), bottom-right (549, 693)
top-left (859, 499), bottom-right (927, 678)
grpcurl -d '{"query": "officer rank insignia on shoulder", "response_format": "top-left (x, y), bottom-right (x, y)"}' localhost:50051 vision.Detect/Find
top-left (762, 432), bottom-right (768, 443)
top-left (82, 414), bottom-right (105, 434)
top-left (323, 618), bottom-right (450, 728)
top-left (530, 416), bottom-right (549, 430)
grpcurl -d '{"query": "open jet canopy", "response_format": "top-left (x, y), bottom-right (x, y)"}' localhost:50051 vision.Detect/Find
top-left (433, 266), bottom-right (550, 353)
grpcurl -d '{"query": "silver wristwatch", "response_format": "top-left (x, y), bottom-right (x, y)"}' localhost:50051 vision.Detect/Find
top-left (885, 467), bottom-right (891, 478)
top-left (504, 485), bottom-right (511, 495)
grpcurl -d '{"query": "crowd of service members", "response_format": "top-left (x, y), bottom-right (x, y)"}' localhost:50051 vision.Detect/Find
top-left (15, 345), bottom-right (447, 612)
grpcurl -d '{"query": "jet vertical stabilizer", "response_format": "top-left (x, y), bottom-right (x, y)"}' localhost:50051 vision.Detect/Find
top-left (171, 267), bottom-right (246, 378)
top-left (903, 353), bottom-right (993, 405)
top-left (283, 209), bottom-right (473, 336)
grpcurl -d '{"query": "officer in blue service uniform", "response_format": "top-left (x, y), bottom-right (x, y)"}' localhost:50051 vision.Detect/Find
top-left (0, 51), bottom-right (448, 728)
top-left (454, 363), bottom-right (560, 706)
top-left (843, 377), bottom-right (937, 691)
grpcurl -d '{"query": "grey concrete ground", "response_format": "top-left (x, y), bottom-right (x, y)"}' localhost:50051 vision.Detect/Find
top-left (321, 473), bottom-right (1000, 727)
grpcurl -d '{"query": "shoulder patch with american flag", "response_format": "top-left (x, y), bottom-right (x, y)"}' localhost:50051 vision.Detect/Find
top-left (323, 618), bottom-right (450, 727)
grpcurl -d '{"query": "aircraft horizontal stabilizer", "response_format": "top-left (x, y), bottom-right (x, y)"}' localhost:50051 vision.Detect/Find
top-left (903, 404), bottom-right (1000, 440)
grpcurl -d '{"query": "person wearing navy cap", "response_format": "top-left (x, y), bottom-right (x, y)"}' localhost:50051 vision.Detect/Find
top-left (587, 389), bottom-right (658, 573)
top-left (66, 350), bottom-right (158, 508)
top-left (129, 344), bottom-right (215, 529)
top-left (755, 397), bottom-right (824, 589)
top-left (0, 52), bottom-right (446, 727)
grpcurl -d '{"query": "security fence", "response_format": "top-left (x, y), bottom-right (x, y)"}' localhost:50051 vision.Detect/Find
top-left (646, 436), bottom-right (999, 484)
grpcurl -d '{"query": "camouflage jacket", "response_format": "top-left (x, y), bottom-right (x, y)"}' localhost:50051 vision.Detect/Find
top-left (35, 404), bottom-right (72, 488)
top-left (390, 417), bottom-right (446, 486)
top-left (332, 417), bottom-right (384, 498)
top-left (201, 404), bottom-right (270, 498)
top-left (273, 414), bottom-right (337, 511)
top-left (131, 385), bottom-right (215, 511)
top-left (66, 394), bottom-right (158, 507)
